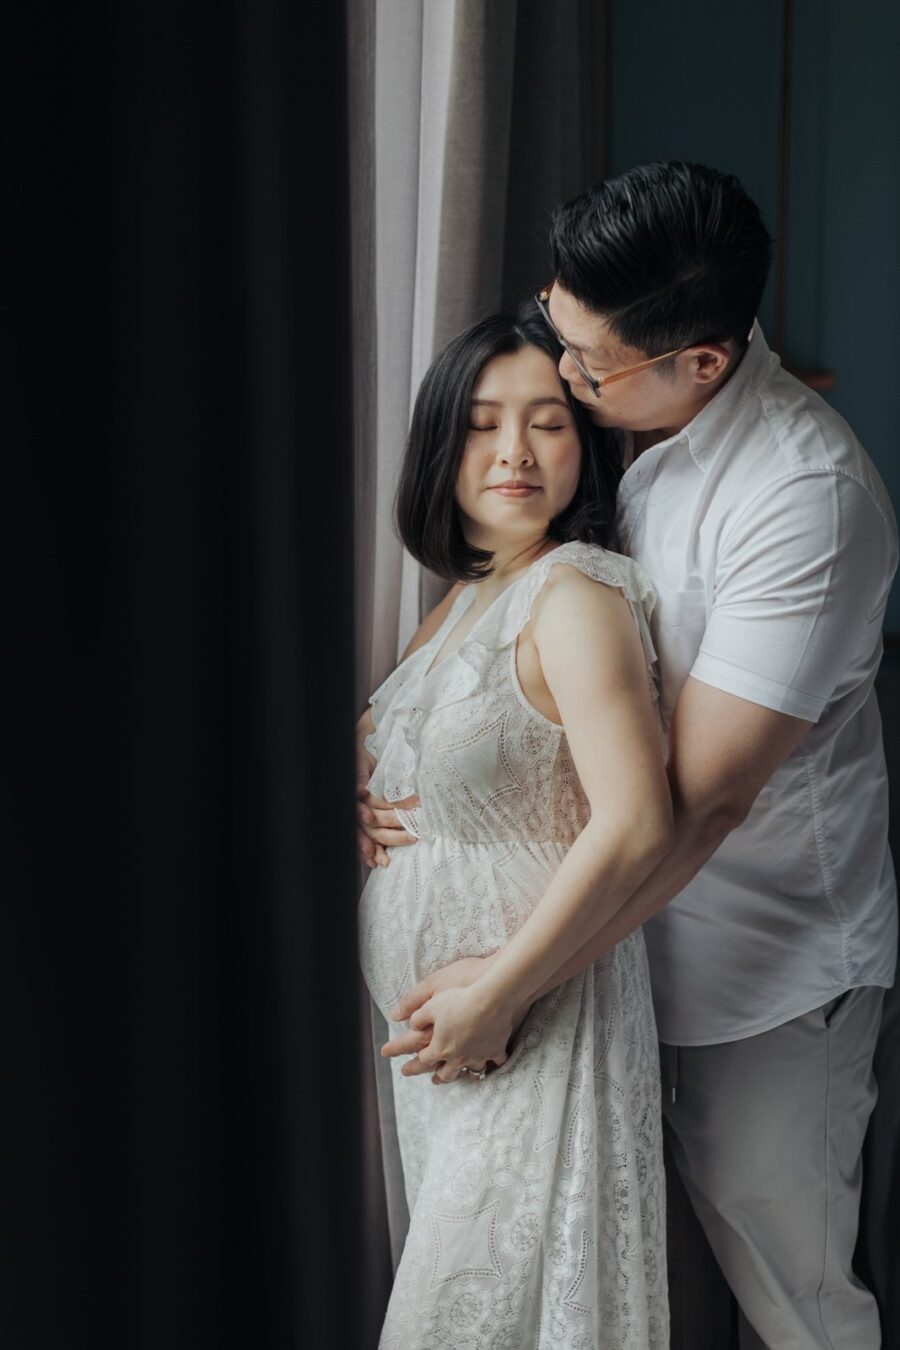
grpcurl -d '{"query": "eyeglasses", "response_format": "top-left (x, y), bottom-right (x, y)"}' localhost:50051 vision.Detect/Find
top-left (535, 282), bottom-right (690, 399)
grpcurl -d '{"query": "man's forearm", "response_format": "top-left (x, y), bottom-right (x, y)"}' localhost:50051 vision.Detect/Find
top-left (520, 810), bottom-right (737, 1005)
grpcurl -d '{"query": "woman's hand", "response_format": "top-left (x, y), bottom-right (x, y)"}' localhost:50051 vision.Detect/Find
top-left (405, 985), bottom-right (517, 1084)
top-left (382, 954), bottom-right (532, 1084)
top-left (356, 788), bottom-right (421, 868)
top-left (380, 954), bottom-right (491, 1062)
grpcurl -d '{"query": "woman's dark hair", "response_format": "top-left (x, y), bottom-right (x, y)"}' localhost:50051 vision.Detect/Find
top-left (394, 307), bottom-right (622, 583)
top-left (548, 160), bottom-right (774, 358)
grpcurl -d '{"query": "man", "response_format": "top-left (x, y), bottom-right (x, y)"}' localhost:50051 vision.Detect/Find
top-left (359, 161), bottom-right (898, 1349)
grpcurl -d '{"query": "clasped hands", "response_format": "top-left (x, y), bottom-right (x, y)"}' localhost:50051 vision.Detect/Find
top-left (357, 772), bottom-right (530, 1083)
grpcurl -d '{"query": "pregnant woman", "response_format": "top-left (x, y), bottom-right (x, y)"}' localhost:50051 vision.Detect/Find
top-left (357, 309), bottom-right (672, 1349)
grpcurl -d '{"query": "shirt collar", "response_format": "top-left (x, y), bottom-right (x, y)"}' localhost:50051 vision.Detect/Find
top-left (619, 320), bottom-right (773, 474)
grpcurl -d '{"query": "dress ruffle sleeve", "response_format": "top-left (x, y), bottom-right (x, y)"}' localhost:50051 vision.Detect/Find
top-left (362, 543), bottom-right (661, 806)
top-left (449, 541), bottom-right (660, 713)
top-left (363, 588), bottom-right (476, 804)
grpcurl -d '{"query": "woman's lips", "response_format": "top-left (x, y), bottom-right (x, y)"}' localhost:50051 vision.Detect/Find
top-left (488, 485), bottom-right (542, 497)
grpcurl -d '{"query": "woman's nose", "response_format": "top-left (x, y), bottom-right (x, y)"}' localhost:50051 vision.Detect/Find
top-left (497, 425), bottom-right (534, 464)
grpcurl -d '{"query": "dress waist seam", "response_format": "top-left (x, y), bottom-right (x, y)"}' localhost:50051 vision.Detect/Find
top-left (411, 836), bottom-right (572, 846)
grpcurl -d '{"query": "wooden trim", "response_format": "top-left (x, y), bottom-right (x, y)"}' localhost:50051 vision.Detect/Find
top-left (783, 366), bottom-right (837, 392)
top-left (775, 0), bottom-right (793, 358)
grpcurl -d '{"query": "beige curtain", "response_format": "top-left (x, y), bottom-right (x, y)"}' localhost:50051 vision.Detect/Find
top-left (348, 2), bottom-right (607, 1339)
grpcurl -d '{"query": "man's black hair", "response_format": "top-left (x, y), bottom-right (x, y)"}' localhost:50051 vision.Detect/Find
top-left (395, 307), bottom-right (621, 583)
top-left (548, 160), bottom-right (774, 358)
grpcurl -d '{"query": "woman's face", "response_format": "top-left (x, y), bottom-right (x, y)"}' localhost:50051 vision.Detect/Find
top-left (455, 345), bottom-right (582, 550)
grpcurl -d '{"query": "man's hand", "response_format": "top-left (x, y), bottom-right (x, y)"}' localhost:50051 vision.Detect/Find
top-left (355, 728), bottom-right (420, 869)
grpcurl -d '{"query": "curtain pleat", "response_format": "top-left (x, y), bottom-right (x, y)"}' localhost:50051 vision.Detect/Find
top-left (350, 4), bottom-right (609, 1340)
top-left (6, 5), bottom-right (363, 1347)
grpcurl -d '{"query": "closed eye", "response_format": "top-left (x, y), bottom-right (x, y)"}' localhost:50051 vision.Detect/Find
top-left (468, 422), bottom-right (566, 432)
top-left (570, 349), bottom-right (604, 374)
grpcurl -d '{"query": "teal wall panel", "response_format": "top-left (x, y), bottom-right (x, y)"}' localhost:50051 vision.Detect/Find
top-left (817, 0), bottom-right (900, 628)
top-left (607, 0), bottom-right (900, 627)
top-left (609, 0), bottom-right (783, 336)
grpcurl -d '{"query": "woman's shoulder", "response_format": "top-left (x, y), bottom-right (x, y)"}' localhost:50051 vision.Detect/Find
top-left (536, 541), bottom-right (656, 608)
top-left (529, 542), bottom-right (660, 703)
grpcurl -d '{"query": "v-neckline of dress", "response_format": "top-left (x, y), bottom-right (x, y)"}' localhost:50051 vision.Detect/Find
top-left (421, 546), bottom-right (565, 681)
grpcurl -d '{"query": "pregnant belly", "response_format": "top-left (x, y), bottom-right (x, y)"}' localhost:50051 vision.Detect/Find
top-left (358, 836), bottom-right (568, 1023)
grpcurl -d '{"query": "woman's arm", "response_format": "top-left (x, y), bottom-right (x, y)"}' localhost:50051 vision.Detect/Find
top-left (357, 582), bottom-right (465, 867)
top-left (390, 565), bottom-right (673, 1079)
top-left (462, 564), bottom-right (672, 1019)
top-left (355, 705), bottom-right (375, 743)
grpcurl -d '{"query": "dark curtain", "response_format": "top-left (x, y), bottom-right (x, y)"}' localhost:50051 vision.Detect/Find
top-left (5, 6), bottom-right (363, 1348)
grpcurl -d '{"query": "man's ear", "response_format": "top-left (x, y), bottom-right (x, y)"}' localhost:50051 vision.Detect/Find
top-left (686, 343), bottom-right (732, 386)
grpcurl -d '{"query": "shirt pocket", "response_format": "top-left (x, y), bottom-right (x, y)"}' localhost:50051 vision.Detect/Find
top-left (652, 584), bottom-right (708, 726)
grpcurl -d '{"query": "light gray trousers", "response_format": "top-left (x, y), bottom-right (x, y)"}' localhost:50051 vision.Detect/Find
top-left (660, 986), bottom-right (885, 1350)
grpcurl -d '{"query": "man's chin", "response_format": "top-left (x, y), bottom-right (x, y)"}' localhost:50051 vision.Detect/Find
top-left (569, 389), bottom-right (623, 429)
top-left (581, 404), bottom-right (610, 427)
top-left (579, 404), bottom-right (629, 431)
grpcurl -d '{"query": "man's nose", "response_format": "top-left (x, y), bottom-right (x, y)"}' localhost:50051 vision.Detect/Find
top-left (558, 349), bottom-right (580, 386)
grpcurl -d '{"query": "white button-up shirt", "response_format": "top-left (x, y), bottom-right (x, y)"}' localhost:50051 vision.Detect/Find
top-left (617, 322), bottom-right (899, 1045)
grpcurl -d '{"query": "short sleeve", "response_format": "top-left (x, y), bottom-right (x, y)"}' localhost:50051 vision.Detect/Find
top-left (691, 471), bottom-right (897, 721)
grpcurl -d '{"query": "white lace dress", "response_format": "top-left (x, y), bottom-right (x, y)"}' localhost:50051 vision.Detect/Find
top-left (358, 541), bottom-right (668, 1350)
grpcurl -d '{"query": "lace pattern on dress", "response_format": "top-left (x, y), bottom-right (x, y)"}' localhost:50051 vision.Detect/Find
top-left (364, 543), bottom-right (661, 822)
top-left (358, 541), bottom-right (668, 1347)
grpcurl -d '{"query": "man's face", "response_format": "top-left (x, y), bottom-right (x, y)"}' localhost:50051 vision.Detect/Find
top-left (546, 283), bottom-right (720, 434)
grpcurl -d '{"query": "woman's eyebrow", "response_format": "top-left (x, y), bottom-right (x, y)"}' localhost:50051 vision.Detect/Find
top-left (470, 396), bottom-right (570, 409)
